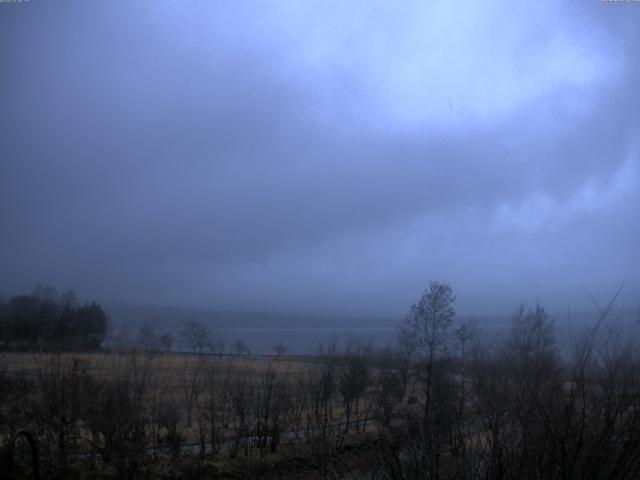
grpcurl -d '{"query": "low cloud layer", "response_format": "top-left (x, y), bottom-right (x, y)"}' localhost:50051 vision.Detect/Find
top-left (1, 1), bottom-right (638, 318)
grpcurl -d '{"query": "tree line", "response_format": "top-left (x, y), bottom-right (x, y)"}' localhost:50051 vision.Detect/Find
top-left (0, 286), bottom-right (108, 350)
top-left (1, 281), bottom-right (639, 479)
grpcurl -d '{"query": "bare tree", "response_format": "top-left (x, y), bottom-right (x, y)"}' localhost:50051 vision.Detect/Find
top-left (178, 355), bottom-right (206, 428)
top-left (253, 365), bottom-right (291, 457)
top-left (179, 320), bottom-right (210, 354)
top-left (373, 282), bottom-right (458, 480)
top-left (198, 357), bottom-right (235, 455)
top-left (399, 281), bottom-right (455, 417)
top-left (229, 375), bottom-right (252, 458)
top-left (32, 353), bottom-right (93, 477)
top-left (155, 391), bottom-right (183, 458)
top-left (136, 319), bottom-right (161, 351)
top-left (339, 338), bottom-right (370, 434)
top-left (85, 350), bottom-right (156, 479)
top-left (317, 336), bottom-right (338, 440)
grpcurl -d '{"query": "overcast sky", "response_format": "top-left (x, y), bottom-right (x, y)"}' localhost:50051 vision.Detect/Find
top-left (1, 1), bottom-right (639, 318)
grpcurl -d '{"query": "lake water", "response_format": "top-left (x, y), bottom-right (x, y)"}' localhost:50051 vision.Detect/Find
top-left (216, 326), bottom-right (398, 355)
top-left (214, 319), bottom-right (640, 355)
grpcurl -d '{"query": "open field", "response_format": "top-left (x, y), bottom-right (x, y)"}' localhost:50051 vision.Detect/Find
top-left (1, 350), bottom-right (311, 380)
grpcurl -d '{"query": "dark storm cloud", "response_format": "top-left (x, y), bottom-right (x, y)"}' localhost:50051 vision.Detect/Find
top-left (1, 0), bottom-right (639, 317)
